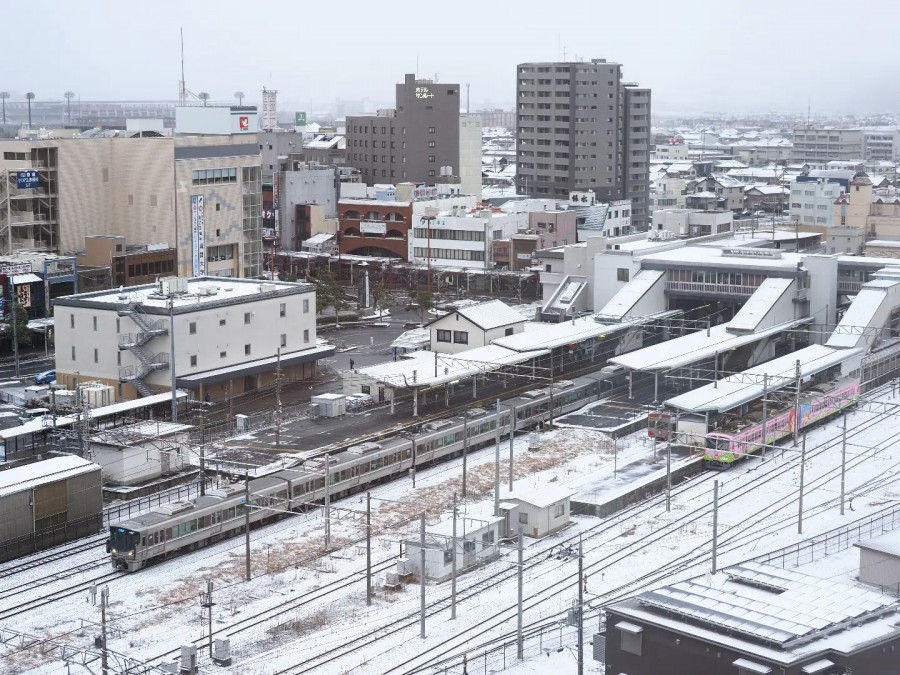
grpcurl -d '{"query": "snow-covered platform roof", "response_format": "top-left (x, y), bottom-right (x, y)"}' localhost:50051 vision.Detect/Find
top-left (609, 319), bottom-right (809, 373)
top-left (664, 344), bottom-right (859, 414)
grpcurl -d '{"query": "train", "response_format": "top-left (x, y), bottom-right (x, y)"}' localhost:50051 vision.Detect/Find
top-left (701, 379), bottom-right (860, 468)
top-left (108, 374), bottom-right (610, 571)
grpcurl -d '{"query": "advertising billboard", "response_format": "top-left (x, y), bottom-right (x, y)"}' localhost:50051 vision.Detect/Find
top-left (191, 195), bottom-right (206, 276)
top-left (360, 221), bottom-right (387, 235)
top-left (295, 112), bottom-right (306, 127)
top-left (261, 89), bottom-right (278, 131)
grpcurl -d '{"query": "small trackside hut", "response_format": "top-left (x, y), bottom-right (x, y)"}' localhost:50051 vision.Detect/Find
top-left (0, 455), bottom-right (103, 562)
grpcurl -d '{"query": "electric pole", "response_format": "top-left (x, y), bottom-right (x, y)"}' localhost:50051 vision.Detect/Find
top-left (419, 512), bottom-right (426, 639)
top-left (712, 480), bottom-right (719, 574)
top-left (201, 578), bottom-right (214, 658)
top-left (577, 536), bottom-right (584, 675)
top-left (517, 527), bottom-right (524, 660)
top-left (451, 494), bottom-right (457, 620)
top-left (840, 411), bottom-right (847, 516)
top-left (508, 404), bottom-right (516, 491)
top-left (494, 398), bottom-right (501, 516)
top-left (798, 433), bottom-right (806, 534)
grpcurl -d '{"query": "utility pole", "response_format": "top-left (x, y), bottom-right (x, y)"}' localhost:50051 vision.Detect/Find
top-left (577, 536), bottom-right (584, 675)
top-left (798, 433), bottom-right (806, 534)
top-left (200, 578), bottom-right (214, 658)
top-left (494, 398), bottom-right (501, 516)
top-left (419, 512), bottom-right (426, 639)
top-left (451, 494), bottom-right (457, 620)
top-left (275, 348), bottom-right (282, 448)
top-left (517, 527), bottom-right (524, 660)
top-left (613, 436), bottom-right (617, 480)
top-left (366, 492), bottom-right (372, 606)
top-left (199, 405), bottom-right (206, 497)
top-left (244, 471), bottom-right (251, 581)
top-left (840, 411), bottom-right (847, 516)
top-left (100, 586), bottom-right (109, 675)
top-left (712, 480), bottom-right (719, 574)
top-left (10, 294), bottom-right (20, 379)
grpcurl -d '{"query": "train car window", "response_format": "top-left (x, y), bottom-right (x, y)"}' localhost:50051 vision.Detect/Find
top-left (404, 447), bottom-right (412, 459)
top-left (142, 536), bottom-right (147, 546)
top-left (166, 527), bottom-right (172, 540)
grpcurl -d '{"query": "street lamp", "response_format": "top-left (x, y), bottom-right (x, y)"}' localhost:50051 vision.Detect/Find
top-left (25, 92), bottom-right (35, 129)
top-left (234, 91), bottom-right (245, 106)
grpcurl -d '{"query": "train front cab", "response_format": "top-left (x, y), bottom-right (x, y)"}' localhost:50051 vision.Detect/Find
top-left (108, 526), bottom-right (142, 571)
top-left (703, 433), bottom-right (736, 470)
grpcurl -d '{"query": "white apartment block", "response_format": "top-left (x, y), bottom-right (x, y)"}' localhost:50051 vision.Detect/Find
top-left (789, 173), bottom-right (853, 229)
top-left (53, 277), bottom-right (329, 402)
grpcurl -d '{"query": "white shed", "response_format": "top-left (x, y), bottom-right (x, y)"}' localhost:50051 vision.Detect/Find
top-left (855, 530), bottom-right (900, 592)
top-left (501, 485), bottom-right (576, 538)
top-left (404, 512), bottom-right (505, 582)
top-left (426, 300), bottom-right (526, 354)
top-left (89, 421), bottom-right (192, 486)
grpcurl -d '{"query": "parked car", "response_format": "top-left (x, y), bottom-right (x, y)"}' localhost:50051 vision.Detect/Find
top-left (34, 370), bottom-right (56, 385)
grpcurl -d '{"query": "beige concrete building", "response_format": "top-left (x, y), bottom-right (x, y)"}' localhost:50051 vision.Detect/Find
top-left (52, 276), bottom-right (330, 402)
top-left (0, 135), bottom-right (262, 278)
top-left (832, 175), bottom-right (900, 238)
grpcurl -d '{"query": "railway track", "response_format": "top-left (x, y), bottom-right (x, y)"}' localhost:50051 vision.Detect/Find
top-left (0, 571), bottom-right (123, 623)
top-left (266, 390), bottom-right (896, 673)
top-left (0, 534), bottom-right (108, 579)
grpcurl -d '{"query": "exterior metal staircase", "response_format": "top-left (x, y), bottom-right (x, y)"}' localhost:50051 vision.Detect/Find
top-left (117, 301), bottom-right (170, 397)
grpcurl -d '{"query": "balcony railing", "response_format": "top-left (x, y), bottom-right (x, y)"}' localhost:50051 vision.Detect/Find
top-left (666, 281), bottom-right (758, 297)
top-left (838, 280), bottom-right (863, 294)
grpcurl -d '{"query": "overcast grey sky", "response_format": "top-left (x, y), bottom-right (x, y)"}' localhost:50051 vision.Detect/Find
top-left (4, 0), bottom-right (895, 115)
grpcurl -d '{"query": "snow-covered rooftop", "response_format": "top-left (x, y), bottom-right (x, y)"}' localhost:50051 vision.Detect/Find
top-left (856, 530), bottom-right (900, 558)
top-left (610, 319), bottom-right (809, 373)
top-left (451, 299), bottom-right (526, 331)
top-left (0, 455), bottom-right (99, 497)
top-left (664, 344), bottom-right (859, 414)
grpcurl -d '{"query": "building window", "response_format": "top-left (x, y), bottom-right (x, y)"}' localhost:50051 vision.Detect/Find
top-left (280, 333), bottom-right (287, 347)
top-left (244, 312), bottom-right (251, 324)
top-left (436, 329), bottom-right (452, 343)
top-left (219, 318), bottom-right (226, 326)
top-left (189, 322), bottom-right (196, 334)
top-left (303, 298), bottom-right (310, 313)
top-left (279, 303), bottom-right (286, 318)
top-left (428, 126), bottom-right (435, 133)
top-left (94, 348), bottom-right (98, 363)
top-left (453, 331), bottom-right (468, 345)
top-left (618, 623), bottom-right (643, 656)
top-left (505, 327), bottom-right (514, 336)
top-left (93, 316), bottom-right (97, 331)
top-left (220, 351), bottom-right (227, 359)
top-left (245, 344), bottom-right (251, 355)
top-left (482, 530), bottom-right (495, 544)
top-left (71, 346), bottom-right (76, 360)
top-left (190, 355), bottom-right (197, 367)
top-left (428, 140), bottom-right (436, 148)
top-left (303, 329), bottom-right (310, 343)
top-left (518, 512), bottom-right (529, 524)
top-left (554, 503), bottom-right (565, 518)
top-left (617, 268), bottom-right (630, 282)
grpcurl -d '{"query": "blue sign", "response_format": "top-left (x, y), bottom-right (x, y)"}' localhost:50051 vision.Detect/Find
top-left (17, 171), bottom-right (40, 189)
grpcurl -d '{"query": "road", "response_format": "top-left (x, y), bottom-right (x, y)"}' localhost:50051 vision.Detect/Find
top-left (0, 355), bottom-right (54, 382)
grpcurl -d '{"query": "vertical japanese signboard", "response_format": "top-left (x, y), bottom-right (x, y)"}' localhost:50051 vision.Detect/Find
top-left (191, 195), bottom-right (206, 276)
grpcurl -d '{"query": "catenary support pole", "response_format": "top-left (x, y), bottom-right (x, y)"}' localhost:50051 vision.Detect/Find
top-left (325, 457), bottom-right (331, 548)
top-left (451, 495), bottom-right (457, 620)
top-left (517, 527), bottom-right (524, 660)
top-left (169, 296), bottom-right (177, 422)
top-left (366, 491), bottom-right (372, 606)
top-left (420, 512), bottom-right (426, 639)
top-left (840, 411), bottom-right (847, 516)
top-left (508, 404), bottom-right (516, 491)
top-left (577, 535), bottom-right (584, 675)
top-left (761, 373), bottom-right (769, 458)
top-left (100, 586), bottom-right (109, 675)
top-left (206, 578), bottom-right (213, 658)
top-left (793, 359), bottom-right (801, 447)
top-left (462, 417), bottom-right (468, 498)
top-left (245, 471), bottom-right (251, 581)
top-left (666, 442), bottom-right (671, 512)
top-left (494, 398), bottom-right (501, 516)
top-left (799, 433), bottom-right (806, 534)
top-left (712, 480), bottom-right (719, 574)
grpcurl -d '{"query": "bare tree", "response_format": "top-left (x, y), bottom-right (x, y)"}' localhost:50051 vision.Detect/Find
top-left (198, 92), bottom-right (210, 107)
top-left (234, 91), bottom-right (245, 106)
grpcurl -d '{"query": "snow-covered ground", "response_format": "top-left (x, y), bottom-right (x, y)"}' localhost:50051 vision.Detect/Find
top-left (4, 386), bottom-right (900, 674)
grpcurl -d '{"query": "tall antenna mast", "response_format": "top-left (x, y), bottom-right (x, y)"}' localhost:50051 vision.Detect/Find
top-left (180, 27), bottom-right (186, 106)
